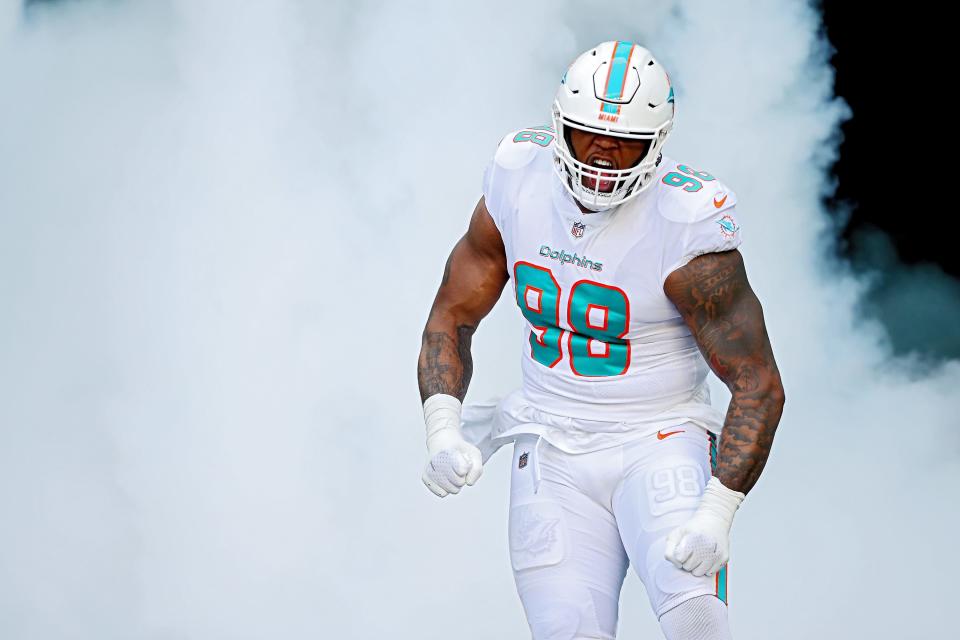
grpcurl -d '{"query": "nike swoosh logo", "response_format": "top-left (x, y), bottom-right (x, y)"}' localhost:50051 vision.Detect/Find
top-left (713, 194), bottom-right (728, 209)
top-left (657, 429), bottom-right (685, 440)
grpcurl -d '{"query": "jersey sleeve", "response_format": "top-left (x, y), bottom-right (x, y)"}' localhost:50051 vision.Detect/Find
top-left (658, 175), bottom-right (743, 285)
top-left (482, 128), bottom-right (552, 233)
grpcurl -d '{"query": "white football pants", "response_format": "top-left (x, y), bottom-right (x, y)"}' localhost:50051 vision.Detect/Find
top-left (508, 425), bottom-right (729, 640)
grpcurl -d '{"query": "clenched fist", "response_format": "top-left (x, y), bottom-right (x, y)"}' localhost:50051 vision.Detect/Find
top-left (421, 394), bottom-right (483, 498)
top-left (665, 476), bottom-right (744, 577)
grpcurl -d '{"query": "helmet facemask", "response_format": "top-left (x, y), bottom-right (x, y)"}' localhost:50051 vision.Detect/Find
top-left (552, 104), bottom-right (670, 211)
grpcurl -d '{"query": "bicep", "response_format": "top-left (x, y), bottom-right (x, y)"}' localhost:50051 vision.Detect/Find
top-left (663, 250), bottom-right (778, 389)
top-left (431, 197), bottom-right (509, 325)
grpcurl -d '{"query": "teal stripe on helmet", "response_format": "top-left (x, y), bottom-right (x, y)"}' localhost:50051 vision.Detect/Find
top-left (603, 41), bottom-right (635, 103)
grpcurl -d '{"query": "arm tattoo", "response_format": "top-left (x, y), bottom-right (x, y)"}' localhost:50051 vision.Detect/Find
top-left (417, 198), bottom-right (507, 404)
top-left (417, 325), bottom-right (476, 402)
top-left (417, 253), bottom-right (478, 402)
top-left (665, 251), bottom-right (785, 494)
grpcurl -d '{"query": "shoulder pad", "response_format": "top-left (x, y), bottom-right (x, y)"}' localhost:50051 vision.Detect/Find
top-left (655, 159), bottom-right (738, 224)
top-left (491, 126), bottom-right (557, 171)
top-left (483, 126), bottom-right (556, 230)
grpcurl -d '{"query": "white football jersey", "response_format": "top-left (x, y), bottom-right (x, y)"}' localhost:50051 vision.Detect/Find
top-left (477, 126), bottom-right (743, 454)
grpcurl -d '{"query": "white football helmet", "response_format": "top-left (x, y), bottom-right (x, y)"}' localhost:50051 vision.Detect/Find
top-left (552, 41), bottom-right (675, 211)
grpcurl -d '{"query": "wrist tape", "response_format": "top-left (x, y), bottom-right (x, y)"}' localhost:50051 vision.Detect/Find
top-left (698, 477), bottom-right (746, 525)
top-left (423, 394), bottom-right (462, 445)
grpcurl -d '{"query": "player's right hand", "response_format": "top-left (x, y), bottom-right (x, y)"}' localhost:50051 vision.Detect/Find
top-left (422, 428), bottom-right (483, 497)
top-left (421, 394), bottom-right (483, 498)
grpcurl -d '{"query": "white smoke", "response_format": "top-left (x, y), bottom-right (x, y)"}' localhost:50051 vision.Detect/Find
top-left (0, 1), bottom-right (956, 638)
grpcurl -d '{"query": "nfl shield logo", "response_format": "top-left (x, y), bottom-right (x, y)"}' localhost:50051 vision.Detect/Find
top-left (571, 221), bottom-right (585, 238)
top-left (518, 452), bottom-right (529, 469)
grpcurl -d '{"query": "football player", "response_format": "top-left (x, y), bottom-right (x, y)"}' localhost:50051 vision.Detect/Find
top-left (417, 41), bottom-right (784, 640)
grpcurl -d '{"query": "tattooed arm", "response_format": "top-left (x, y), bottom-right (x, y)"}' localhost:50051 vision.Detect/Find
top-left (662, 249), bottom-right (784, 574)
top-left (418, 197), bottom-right (509, 401)
top-left (663, 249), bottom-right (785, 494)
top-left (417, 197), bottom-right (508, 498)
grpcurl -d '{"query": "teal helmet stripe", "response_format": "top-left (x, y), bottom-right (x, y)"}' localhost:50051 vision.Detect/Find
top-left (603, 40), bottom-right (636, 103)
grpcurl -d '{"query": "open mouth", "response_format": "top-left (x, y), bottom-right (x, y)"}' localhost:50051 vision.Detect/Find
top-left (581, 156), bottom-right (618, 193)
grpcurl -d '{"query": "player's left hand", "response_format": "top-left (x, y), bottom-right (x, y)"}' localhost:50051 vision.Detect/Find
top-left (664, 476), bottom-right (744, 577)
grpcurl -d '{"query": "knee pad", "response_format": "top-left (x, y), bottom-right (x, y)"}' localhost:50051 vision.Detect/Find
top-left (527, 607), bottom-right (581, 640)
top-left (520, 585), bottom-right (618, 640)
top-left (659, 595), bottom-right (730, 640)
top-left (645, 539), bottom-right (717, 616)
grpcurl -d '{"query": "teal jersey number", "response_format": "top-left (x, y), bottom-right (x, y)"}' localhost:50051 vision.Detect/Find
top-left (677, 164), bottom-right (715, 181)
top-left (514, 262), bottom-right (563, 368)
top-left (514, 263), bottom-right (631, 376)
top-left (567, 281), bottom-right (630, 377)
top-left (513, 126), bottom-right (555, 147)
top-left (662, 164), bottom-right (716, 192)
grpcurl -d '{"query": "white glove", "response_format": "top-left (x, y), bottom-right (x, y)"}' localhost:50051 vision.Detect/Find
top-left (421, 394), bottom-right (483, 498)
top-left (664, 476), bottom-right (745, 577)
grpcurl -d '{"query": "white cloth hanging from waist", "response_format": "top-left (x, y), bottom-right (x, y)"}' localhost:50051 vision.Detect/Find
top-left (460, 387), bottom-right (724, 460)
